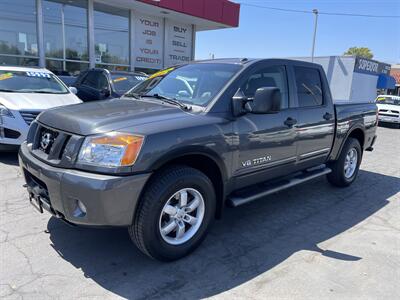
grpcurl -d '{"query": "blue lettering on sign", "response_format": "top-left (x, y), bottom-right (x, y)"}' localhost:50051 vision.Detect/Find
top-left (26, 72), bottom-right (51, 78)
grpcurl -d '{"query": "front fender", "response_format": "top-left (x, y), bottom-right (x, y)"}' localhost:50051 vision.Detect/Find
top-left (148, 145), bottom-right (229, 182)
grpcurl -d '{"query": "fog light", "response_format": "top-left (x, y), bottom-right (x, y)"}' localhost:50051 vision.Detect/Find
top-left (73, 199), bottom-right (87, 218)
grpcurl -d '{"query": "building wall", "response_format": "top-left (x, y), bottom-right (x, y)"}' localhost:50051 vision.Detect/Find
top-left (350, 72), bottom-right (379, 102)
top-left (312, 56), bottom-right (355, 102)
top-left (292, 56), bottom-right (355, 102)
top-left (294, 56), bottom-right (391, 103)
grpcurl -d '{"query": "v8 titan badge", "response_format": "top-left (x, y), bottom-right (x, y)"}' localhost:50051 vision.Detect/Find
top-left (242, 156), bottom-right (272, 167)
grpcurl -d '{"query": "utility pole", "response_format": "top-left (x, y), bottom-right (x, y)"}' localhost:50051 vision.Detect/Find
top-left (311, 9), bottom-right (319, 62)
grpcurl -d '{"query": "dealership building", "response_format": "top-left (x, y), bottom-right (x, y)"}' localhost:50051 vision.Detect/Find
top-left (0, 0), bottom-right (240, 75)
top-left (294, 56), bottom-right (395, 103)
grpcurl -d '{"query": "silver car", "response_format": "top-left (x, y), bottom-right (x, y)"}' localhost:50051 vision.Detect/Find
top-left (0, 66), bottom-right (81, 150)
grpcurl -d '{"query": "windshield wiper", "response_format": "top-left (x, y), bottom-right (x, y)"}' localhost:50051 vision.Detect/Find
top-left (124, 92), bottom-right (141, 99)
top-left (28, 91), bottom-right (58, 94)
top-left (141, 94), bottom-right (192, 110)
top-left (0, 89), bottom-right (17, 93)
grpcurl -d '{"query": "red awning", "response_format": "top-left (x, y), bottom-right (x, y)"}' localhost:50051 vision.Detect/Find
top-left (137, 0), bottom-right (240, 27)
top-left (390, 69), bottom-right (400, 85)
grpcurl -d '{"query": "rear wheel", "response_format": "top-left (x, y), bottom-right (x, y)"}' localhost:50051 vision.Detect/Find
top-left (327, 138), bottom-right (362, 187)
top-left (129, 165), bottom-right (215, 261)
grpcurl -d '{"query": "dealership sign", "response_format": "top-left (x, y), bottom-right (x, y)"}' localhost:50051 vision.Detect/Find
top-left (354, 57), bottom-right (391, 75)
top-left (164, 20), bottom-right (192, 67)
top-left (134, 14), bottom-right (193, 69)
top-left (134, 13), bottom-right (164, 69)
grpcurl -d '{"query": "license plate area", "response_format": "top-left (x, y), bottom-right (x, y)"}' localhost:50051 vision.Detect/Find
top-left (24, 169), bottom-right (52, 215)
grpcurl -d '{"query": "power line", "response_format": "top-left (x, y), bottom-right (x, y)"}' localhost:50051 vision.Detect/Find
top-left (235, 2), bottom-right (400, 18)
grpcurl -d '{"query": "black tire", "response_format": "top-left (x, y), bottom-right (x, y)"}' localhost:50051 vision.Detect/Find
top-left (327, 137), bottom-right (362, 187)
top-left (129, 165), bottom-right (216, 261)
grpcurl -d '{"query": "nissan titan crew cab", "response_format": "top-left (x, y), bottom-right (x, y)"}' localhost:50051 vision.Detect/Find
top-left (19, 59), bottom-right (378, 261)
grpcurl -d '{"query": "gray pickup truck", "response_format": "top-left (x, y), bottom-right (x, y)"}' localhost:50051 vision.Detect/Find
top-left (19, 59), bottom-right (377, 261)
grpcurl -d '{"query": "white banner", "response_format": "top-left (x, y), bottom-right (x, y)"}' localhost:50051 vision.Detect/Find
top-left (164, 20), bottom-right (192, 68)
top-left (134, 13), bottom-right (163, 69)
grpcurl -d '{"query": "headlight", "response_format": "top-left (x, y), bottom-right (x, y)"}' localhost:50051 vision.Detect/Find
top-left (0, 104), bottom-right (14, 118)
top-left (78, 132), bottom-right (144, 168)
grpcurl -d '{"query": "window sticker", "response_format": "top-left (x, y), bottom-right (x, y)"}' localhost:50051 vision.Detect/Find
top-left (113, 77), bottom-right (128, 83)
top-left (26, 71), bottom-right (51, 78)
top-left (148, 67), bottom-right (175, 79)
top-left (0, 73), bottom-right (13, 81)
top-left (135, 76), bottom-right (147, 81)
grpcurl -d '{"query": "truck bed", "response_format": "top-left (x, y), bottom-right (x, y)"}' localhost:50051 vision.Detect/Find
top-left (330, 102), bottom-right (377, 160)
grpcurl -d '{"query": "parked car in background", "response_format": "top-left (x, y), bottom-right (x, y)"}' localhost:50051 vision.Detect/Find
top-left (376, 95), bottom-right (400, 127)
top-left (58, 75), bottom-right (77, 87)
top-left (73, 68), bottom-right (147, 101)
top-left (19, 59), bottom-right (377, 261)
top-left (0, 66), bottom-right (82, 151)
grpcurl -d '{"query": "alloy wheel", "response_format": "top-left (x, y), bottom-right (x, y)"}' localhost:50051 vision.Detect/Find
top-left (159, 188), bottom-right (205, 245)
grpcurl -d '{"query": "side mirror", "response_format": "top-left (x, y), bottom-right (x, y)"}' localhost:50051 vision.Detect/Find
top-left (69, 87), bottom-right (77, 94)
top-left (101, 88), bottom-right (111, 98)
top-left (232, 89), bottom-right (248, 117)
top-left (232, 87), bottom-right (281, 116)
top-left (251, 87), bottom-right (281, 114)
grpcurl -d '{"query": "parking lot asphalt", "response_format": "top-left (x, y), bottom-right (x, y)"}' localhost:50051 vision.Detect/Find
top-left (0, 126), bottom-right (399, 300)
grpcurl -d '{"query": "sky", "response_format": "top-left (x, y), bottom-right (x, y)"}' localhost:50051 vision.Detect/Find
top-left (195, 0), bottom-right (400, 64)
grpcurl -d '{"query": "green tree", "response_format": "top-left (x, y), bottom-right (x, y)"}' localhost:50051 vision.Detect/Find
top-left (344, 47), bottom-right (374, 59)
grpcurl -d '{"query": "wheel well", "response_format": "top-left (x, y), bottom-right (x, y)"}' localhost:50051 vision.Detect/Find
top-left (150, 154), bottom-right (225, 219)
top-left (348, 128), bottom-right (365, 149)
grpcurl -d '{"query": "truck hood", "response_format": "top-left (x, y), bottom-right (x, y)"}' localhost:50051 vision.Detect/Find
top-left (37, 98), bottom-right (190, 135)
top-left (376, 103), bottom-right (400, 112)
top-left (0, 92), bottom-right (81, 111)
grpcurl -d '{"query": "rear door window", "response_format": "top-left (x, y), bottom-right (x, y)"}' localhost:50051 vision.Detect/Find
top-left (294, 66), bottom-right (324, 107)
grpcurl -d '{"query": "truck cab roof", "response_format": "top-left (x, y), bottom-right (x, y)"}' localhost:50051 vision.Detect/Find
top-left (194, 58), bottom-right (323, 68)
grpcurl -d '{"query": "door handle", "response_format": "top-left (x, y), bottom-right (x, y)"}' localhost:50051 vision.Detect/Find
top-left (323, 112), bottom-right (333, 120)
top-left (284, 117), bottom-right (297, 127)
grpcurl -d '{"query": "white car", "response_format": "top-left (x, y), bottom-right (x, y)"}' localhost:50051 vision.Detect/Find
top-left (376, 95), bottom-right (400, 127)
top-left (0, 66), bottom-right (82, 150)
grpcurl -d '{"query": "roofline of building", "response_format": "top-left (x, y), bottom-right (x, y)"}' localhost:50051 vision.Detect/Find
top-left (137, 0), bottom-right (240, 28)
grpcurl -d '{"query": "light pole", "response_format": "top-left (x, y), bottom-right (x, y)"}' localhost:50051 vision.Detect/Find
top-left (311, 9), bottom-right (319, 62)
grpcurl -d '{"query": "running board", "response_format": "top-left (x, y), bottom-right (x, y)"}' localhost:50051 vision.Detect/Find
top-left (228, 166), bottom-right (332, 207)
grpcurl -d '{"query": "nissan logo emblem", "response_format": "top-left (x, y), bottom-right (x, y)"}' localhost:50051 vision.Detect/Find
top-left (40, 132), bottom-right (53, 150)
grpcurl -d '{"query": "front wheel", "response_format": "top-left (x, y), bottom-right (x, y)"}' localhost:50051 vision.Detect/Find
top-left (327, 137), bottom-right (362, 187)
top-left (129, 165), bottom-right (216, 261)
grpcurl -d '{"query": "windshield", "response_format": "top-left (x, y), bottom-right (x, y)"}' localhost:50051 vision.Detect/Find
top-left (376, 96), bottom-right (400, 106)
top-left (129, 63), bottom-right (242, 106)
top-left (111, 73), bottom-right (147, 94)
top-left (0, 70), bottom-right (69, 94)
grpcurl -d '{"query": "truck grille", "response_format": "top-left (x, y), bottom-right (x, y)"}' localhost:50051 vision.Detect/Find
top-left (379, 113), bottom-right (399, 117)
top-left (20, 111), bottom-right (42, 125)
top-left (28, 123), bottom-right (72, 162)
top-left (379, 109), bottom-right (399, 114)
